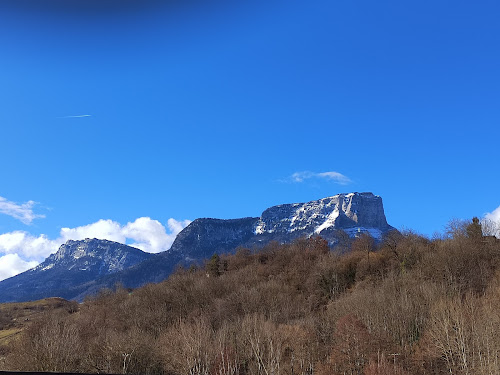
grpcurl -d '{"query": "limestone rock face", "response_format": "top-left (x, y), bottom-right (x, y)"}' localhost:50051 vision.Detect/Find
top-left (252, 192), bottom-right (392, 244)
top-left (169, 217), bottom-right (258, 259)
top-left (169, 192), bottom-right (395, 259)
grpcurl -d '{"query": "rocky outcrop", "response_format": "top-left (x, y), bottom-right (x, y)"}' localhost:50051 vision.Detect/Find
top-left (250, 192), bottom-right (392, 245)
top-left (40, 238), bottom-right (153, 274)
top-left (0, 239), bottom-right (152, 303)
top-left (169, 192), bottom-right (394, 259)
top-left (169, 217), bottom-right (258, 259)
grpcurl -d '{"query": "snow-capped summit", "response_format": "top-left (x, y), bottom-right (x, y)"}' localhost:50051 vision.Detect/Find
top-left (0, 239), bottom-right (152, 303)
top-left (254, 192), bottom-right (392, 242)
top-left (168, 192), bottom-right (395, 260)
top-left (40, 238), bottom-right (151, 273)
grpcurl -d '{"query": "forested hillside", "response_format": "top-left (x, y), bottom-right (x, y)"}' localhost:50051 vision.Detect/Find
top-left (1, 220), bottom-right (499, 375)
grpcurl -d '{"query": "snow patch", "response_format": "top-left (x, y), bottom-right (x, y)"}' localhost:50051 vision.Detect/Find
top-left (254, 221), bottom-right (265, 235)
top-left (314, 209), bottom-right (340, 234)
top-left (344, 227), bottom-right (383, 240)
top-left (41, 263), bottom-right (54, 271)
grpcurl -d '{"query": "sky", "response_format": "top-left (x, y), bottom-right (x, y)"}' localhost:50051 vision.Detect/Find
top-left (1, 0), bottom-right (500, 280)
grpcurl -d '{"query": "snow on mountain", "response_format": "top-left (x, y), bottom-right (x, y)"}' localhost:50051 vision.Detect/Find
top-left (34, 238), bottom-right (151, 275)
top-left (253, 192), bottom-right (390, 240)
top-left (168, 192), bottom-right (394, 262)
top-left (0, 192), bottom-right (395, 303)
top-left (0, 239), bottom-right (153, 303)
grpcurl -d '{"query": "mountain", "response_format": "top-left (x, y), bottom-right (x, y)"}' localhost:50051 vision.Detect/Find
top-left (0, 239), bottom-right (153, 303)
top-left (170, 192), bottom-right (393, 258)
top-left (71, 192), bottom-right (395, 300)
top-left (0, 192), bottom-right (394, 302)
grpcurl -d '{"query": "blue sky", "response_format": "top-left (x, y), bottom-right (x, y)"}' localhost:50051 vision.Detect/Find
top-left (1, 0), bottom-right (500, 279)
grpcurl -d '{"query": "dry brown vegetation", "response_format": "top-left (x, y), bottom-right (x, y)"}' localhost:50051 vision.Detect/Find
top-left (0, 297), bottom-right (78, 336)
top-left (2, 220), bottom-right (499, 375)
top-left (0, 297), bottom-right (78, 368)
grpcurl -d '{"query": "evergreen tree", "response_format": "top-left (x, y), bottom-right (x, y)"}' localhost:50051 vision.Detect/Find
top-left (207, 253), bottom-right (221, 277)
top-left (466, 217), bottom-right (483, 239)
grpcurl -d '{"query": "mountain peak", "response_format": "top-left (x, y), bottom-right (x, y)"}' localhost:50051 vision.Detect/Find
top-left (254, 192), bottom-right (392, 242)
top-left (42, 238), bottom-right (152, 272)
top-left (168, 192), bottom-right (394, 261)
top-left (0, 239), bottom-right (153, 303)
top-left (52, 238), bottom-right (133, 262)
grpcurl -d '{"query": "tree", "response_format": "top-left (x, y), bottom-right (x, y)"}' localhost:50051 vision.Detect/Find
top-left (333, 229), bottom-right (352, 254)
top-left (480, 218), bottom-right (500, 237)
top-left (466, 217), bottom-right (483, 240)
top-left (208, 254), bottom-right (221, 277)
top-left (445, 218), bottom-right (468, 239)
top-left (329, 314), bottom-right (372, 374)
top-left (9, 314), bottom-right (82, 372)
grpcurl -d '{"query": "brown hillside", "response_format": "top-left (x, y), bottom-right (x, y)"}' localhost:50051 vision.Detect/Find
top-left (2, 224), bottom-right (500, 375)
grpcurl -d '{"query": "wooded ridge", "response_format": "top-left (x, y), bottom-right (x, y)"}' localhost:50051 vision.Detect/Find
top-left (1, 219), bottom-right (499, 375)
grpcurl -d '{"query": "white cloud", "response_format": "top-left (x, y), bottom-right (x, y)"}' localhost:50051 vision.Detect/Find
top-left (0, 253), bottom-right (38, 281)
top-left (123, 217), bottom-right (182, 253)
top-left (0, 196), bottom-right (45, 224)
top-left (0, 217), bottom-right (191, 281)
top-left (0, 231), bottom-right (58, 259)
top-left (485, 205), bottom-right (500, 223)
top-left (484, 205), bottom-right (500, 238)
top-left (168, 218), bottom-right (192, 234)
top-left (59, 114), bottom-right (92, 118)
top-left (60, 219), bottom-right (126, 244)
top-left (290, 171), bottom-right (352, 185)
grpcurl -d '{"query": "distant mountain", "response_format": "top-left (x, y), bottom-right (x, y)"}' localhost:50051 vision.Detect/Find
top-left (170, 192), bottom-right (394, 257)
top-left (0, 192), bottom-right (395, 303)
top-left (74, 192), bottom-right (395, 300)
top-left (0, 239), bottom-right (153, 303)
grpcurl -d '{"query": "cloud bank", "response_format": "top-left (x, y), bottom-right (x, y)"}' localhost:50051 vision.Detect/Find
top-left (0, 217), bottom-right (191, 281)
top-left (289, 171), bottom-right (352, 185)
top-left (0, 196), bottom-right (45, 224)
top-left (0, 254), bottom-right (38, 281)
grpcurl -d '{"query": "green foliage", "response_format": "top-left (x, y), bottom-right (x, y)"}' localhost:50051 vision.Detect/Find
top-left (207, 253), bottom-right (221, 277)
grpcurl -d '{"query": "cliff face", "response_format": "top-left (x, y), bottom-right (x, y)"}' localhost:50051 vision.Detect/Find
top-left (169, 217), bottom-right (259, 259)
top-left (169, 192), bottom-right (394, 260)
top-left (252, 192), bottom-right (392, 244)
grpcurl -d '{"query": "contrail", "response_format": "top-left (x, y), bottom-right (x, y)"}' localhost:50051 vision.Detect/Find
top-left (58, 115), bottom-right (92, 118)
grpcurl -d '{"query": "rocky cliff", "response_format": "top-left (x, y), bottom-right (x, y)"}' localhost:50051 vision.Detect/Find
top-left (0, 192), bottom-right (394, 302)
top-left (168, 192), bottom-right (394, 261)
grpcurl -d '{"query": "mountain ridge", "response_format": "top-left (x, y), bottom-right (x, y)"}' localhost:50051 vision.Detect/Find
top-left (0, 239), bottom-right (153, 303)
top-left (0, 192), bottom-right (394, 302)
top-left (168, 192), bottom-right (393, 263)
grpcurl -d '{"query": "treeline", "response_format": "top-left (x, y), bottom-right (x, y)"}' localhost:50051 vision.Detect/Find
top-left (1, 220), bottom-right (499, 375)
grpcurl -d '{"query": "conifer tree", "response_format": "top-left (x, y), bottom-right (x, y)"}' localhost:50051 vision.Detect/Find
top-left (466, 217), bottom-right (483, 239)
top-left (207, 253), bottom-right (221, 277)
